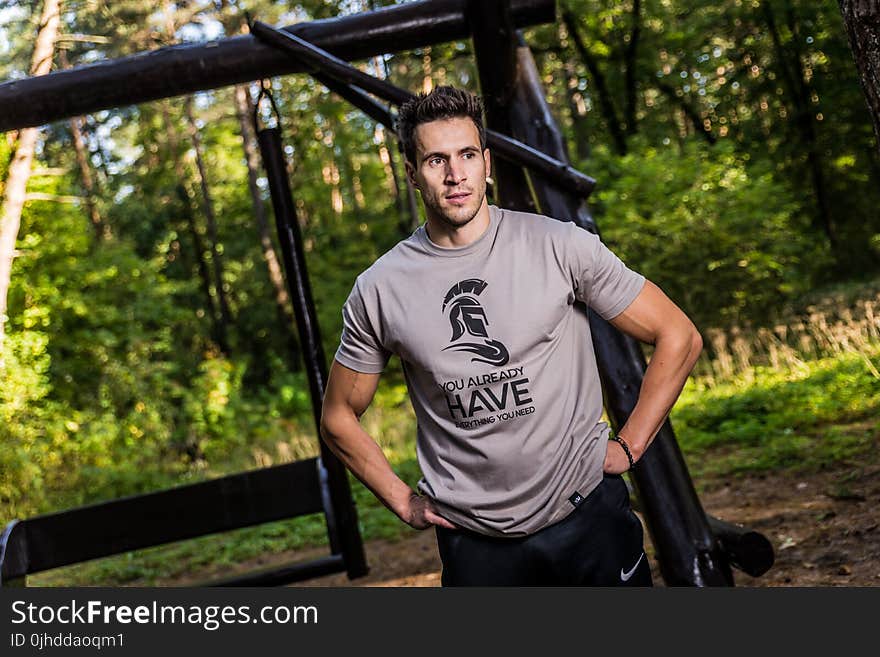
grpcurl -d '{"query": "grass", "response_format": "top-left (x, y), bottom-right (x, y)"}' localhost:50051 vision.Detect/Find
top-left (27, 340), bottom-right (880, 586)
top-left (674, 345), bottom-right (880, 478)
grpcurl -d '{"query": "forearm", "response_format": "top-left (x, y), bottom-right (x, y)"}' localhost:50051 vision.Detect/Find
top-left (320, 412), bottom-right (415, 521)
top-left (617, 329), bottom-right (702, 461)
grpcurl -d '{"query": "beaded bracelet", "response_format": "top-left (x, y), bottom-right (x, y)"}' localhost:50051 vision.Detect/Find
top-left (611, 434), bottom-right (635, 471)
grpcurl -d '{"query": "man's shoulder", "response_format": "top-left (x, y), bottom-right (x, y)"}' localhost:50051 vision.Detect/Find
top-left (353, 231), bottom-right (423, 291)
top-left (497, 205), bottom-right (579, 239)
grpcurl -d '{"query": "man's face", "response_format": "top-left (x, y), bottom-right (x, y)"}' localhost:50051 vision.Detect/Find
top-left (406, 117), bottom-right (491, 229)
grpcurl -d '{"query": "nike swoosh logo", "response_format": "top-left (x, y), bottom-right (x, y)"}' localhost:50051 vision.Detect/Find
top-left (620, 552), bottom-right (645, 582)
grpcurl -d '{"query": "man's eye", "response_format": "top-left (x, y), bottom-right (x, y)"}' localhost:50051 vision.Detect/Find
top-left (429, 158), bottom-right (443, 166)
top-left (462, 152), bottom-right (474, 159)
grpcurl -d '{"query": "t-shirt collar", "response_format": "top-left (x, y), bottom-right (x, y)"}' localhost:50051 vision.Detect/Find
top-left (416, 205), bottom-right (501, 258)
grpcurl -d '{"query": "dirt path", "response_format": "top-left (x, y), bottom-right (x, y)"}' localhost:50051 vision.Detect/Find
top-left (174, 462), bottom-right (880, 587)
top-left (697, 463), bottom-right (880, 586)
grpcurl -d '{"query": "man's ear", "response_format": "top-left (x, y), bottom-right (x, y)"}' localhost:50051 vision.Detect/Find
top-left (483, 148), bottom-right (491, 179)
top-left (405, 160), bottom-right (418, 188)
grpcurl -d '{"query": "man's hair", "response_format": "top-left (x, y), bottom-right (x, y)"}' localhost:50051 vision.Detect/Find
top-left (396, 86), bottom-right (486, 165)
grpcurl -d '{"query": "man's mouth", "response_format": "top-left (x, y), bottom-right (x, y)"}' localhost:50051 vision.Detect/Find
top-left (445, 191), bottom-right (472, 203)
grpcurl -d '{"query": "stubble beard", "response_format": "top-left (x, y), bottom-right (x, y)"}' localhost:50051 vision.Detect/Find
top-left (424, 183), bottom-right (487, 230)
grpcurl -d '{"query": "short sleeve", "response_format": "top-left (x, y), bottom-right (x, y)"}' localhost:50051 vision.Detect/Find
top-left (568, 224), bottom-right (646, 320)
top-left (334, 278), bottom-right (391, 373)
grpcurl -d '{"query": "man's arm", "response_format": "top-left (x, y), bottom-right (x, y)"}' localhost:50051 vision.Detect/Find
top-left (320, 359), bottom-right (455, 529)
top-left (603, 279), bottom-right (703, 472)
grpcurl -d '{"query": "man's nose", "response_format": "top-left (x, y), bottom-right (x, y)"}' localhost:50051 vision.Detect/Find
top-left (445, 161), bottom-right (466, 184)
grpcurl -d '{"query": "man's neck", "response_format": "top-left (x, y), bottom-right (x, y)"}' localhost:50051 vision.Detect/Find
top-left (424, 200), bottom-right (491, 248)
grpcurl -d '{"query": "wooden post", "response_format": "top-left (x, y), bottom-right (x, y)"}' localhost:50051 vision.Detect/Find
top-left (466, 1), bottom-right (538, 212)
top-left (256, 125), bottom-right (368, 579)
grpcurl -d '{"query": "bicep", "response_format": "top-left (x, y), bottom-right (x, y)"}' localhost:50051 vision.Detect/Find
top-left (607, 280), bottom-right (697, 345)
top-left (323, 359), bottom-right (382, 421)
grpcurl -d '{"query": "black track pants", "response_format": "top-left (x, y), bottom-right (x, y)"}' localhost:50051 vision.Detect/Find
top-left (435, 473), bottom-right (653, 586)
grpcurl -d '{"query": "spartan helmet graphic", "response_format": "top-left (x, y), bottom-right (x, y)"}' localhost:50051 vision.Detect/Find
top-left (441, 279), bottom-right (510, 366)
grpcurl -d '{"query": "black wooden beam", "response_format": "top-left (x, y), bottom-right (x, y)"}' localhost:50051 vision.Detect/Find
top-left (707, 515), bottom-right (774, 578)
top-left (0, 458), bottom-right (325, 582)
top-left (506, 31), bottom-right (596, 229)
top-left (250, 20), bottom-right (596, 199)
top-left (0, 0), bottom-right (554, 132)
top-left (590, 322), bottom-right (733, 585)
top-left (256, 125), bottom-right (368, 580)
top-left (314, 74), bottom-right (396, 128)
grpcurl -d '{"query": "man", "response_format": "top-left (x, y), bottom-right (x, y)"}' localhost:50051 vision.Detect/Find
top-left (320, 86), bottom-right (702, 586)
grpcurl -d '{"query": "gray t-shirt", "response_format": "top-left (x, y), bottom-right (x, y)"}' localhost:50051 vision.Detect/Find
top-left (334, 205), bottom-right (645, 536)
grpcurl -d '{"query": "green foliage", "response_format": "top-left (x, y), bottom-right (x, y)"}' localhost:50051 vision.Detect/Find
top-left (591, 137), bottom-right (831, 327)
top-left (549, 0), bottom-right (880, 272)
top-left (0, 328), bottom-right (55, 516)
top-left (2, 187), bottom-right (196, 517)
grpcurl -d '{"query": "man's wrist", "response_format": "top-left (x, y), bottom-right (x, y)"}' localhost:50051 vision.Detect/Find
top-left (611, 434), bottom-right (636, 470)
top-left (388, 484), bottom-right (419, 521)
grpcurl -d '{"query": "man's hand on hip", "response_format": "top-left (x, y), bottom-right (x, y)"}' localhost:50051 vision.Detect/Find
top-left (603, 440), bottom-right (632, 475)
top-left (403, 492), bottom-right (457, 530)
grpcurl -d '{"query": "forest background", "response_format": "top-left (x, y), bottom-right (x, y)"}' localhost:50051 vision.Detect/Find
top-left (1, 0), bottom-right (879, 584)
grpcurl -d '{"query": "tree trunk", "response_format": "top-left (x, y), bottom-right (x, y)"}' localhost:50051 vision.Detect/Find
top-left (838, 0), bottom-right (880, 158)
top-left (184, 99), bottom-right (234, 350)
top-left (162, 104), bottom-right (225, 354)
top-left (371, 53), bottom-right (418, 234)
top-left (178, 180), bottom-right (225, 351)
top-left (232, 83), bottom-right (302, 371)
top-left (0, 0), bottom-right (62, 369)
top-left (623, 0), bottom-right (642, 136)
top-left (376, 125), bottom-right (409, 233)
top-left (561, 9), bottom-right (628, 156)
top-left (58, 48), bottom-right (107, 243)
top-left (763, 1), bottom-right (837, 248)
top-left (561, 54), bottom-right (591, 162)
top-left (340, 149), bottom-right (361, 212)
top-left (162, 0), bottom-right (229, 354)
top-left (69, 115), bottom-right (107, 243)
top-left (656, 80), bottom-right (718, 145)
top-left (785, 2), bottom-right (837, 249)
